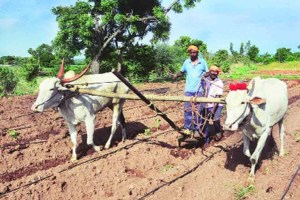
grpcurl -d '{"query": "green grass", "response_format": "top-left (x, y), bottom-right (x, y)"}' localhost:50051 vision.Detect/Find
top-left (220, 63), bottom-right (258, 80)
top-left (221, 61), bottom-right (300, 80)
top-left (258, 61), bottom-right (300, 70)
top-left (14, 76), bottom-right (47, 96)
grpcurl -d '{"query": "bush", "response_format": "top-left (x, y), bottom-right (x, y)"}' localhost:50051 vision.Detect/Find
top-left (20, 63), bottom-right (39, 81)
top-left (221, 61), bottom-right (231, 73)
top-left (0, 67), bottom-right (19, 96)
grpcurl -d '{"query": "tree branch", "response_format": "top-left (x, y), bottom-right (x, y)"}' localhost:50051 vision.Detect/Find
top-left (164, 0), bottom-right (180, 14)
top-left (93, 27), bottom-right (124, 61)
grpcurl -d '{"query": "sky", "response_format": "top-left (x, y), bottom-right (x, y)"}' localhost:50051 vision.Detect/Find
top-left (0, 0), bottom-right (299, 57)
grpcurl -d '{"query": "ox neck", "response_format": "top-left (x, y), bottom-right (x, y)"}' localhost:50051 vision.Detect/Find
top-left (57, 90), bottom-right (79, 108)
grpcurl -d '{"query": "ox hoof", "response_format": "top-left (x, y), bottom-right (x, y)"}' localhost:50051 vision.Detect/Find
top-left (70, 156), bottom-right (77, 162)
top-left (93, 145), bottom-right (102, 152)
top-left (247, 175), bottom-right (255, 184)
top-left (279, 150), bottom-right (285, 157)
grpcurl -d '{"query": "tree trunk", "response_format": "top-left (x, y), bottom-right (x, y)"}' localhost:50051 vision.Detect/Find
top-left (90, 60), bottom-right (99, 74)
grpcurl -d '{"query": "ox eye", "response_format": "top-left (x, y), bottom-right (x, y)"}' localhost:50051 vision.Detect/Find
top-left (241, 101), bottom-right (246, 104)
top-left (49, 88), bottom-right (54, 91)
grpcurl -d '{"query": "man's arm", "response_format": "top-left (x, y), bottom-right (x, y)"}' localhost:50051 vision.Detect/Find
top-left (172, 71), bottom-right (184, 80)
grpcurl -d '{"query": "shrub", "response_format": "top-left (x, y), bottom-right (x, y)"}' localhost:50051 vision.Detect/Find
top-left (221, 61), bottom-right (231, 73)
top-left (0, 67), bottom-right (18, 96)
top-left (19, 63), bottom-right (39, 81)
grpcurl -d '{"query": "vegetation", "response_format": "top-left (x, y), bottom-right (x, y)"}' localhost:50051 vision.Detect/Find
top-left (160, 163), bottom-right (174, 172)
top-left (0, 67), bottom-right (18, 96)
top-left (8, 129), bottom-right (19, 140)
top-left (143, 128), bottom-right (152, 137)
top-left (51, 0), bottom-right (204, 73)
top-left (234, 184), bottom-right (255, 200)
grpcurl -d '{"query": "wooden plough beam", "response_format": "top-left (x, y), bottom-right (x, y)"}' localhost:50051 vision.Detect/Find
top-left (68, 87), bottom-right (225, 104)
top-left (68, 70), bottom-right (225, 139)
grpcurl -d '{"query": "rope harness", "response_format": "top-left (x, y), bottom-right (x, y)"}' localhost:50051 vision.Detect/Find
top-left (182, 76), bottom-right (222, 137)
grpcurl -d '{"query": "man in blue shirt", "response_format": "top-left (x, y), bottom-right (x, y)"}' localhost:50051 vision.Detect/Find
top-left (173, 45), bottom-right (208, 136)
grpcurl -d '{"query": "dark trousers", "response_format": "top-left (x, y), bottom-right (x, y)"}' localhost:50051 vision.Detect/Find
top-left (184, 92), bottom-right (204, 131)
top-left (203, 106), bottom-right (223, 143)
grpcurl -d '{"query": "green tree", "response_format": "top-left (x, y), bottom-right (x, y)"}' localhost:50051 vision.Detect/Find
top-left (274, 48), bottom-right (293, 63)
top-left (154, 43), bottom-right (174, 77)
top-left (174, 36), bottom-right (207, 59)
top-left (51, 0), bottom-right (204, 73)
top-left (212, 49), bottom-right (229, 67)
top-left (0, 56), bottom-right (16, 65)
top-left (244, 40), bottom-right (251, 54)
top-left (122, 44), bottom-right (156, 80)
top-left (247, 45), bottom-right (259, 62)
top-left (293, 52), bottom-right (300, 61)
top-left (229, 42), bottom-right (238, 56)
top-left (28, 44), bottom-right (55, 68)
top-left (257, 53), bottom-right (274, 64)
top-left (239, 42), bottom-right (244, 55)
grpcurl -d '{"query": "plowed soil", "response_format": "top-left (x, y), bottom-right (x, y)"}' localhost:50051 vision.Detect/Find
top-left (1, 78), bottom-right (300, 200)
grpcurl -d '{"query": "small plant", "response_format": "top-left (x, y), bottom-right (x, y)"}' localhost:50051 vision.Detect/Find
top-left (234, 184), bottom-right (255, 200)
top-left (143, 128), bottom-right (152, 137)
top-left (160, 163), bottom-right (174, 172)
top-left (154, 118), bottom-right (161, 130)
top-left (8, 129), bottom-right (19, 140)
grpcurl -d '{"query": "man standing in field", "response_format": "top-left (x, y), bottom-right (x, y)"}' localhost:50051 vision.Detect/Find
top-left (173, 45), bottom-right (208, 137)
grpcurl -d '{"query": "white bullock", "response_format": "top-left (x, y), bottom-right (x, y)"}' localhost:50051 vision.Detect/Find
top-left (31, 61), bottom-right (129, 161)
top-left (224, 77), bottom-right (288, 178)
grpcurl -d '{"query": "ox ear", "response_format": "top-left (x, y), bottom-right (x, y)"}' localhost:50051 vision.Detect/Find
top-left (249, 97), bottom-right (266, 105)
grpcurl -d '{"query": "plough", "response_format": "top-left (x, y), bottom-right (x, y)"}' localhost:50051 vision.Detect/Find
top-left (67, 70), bottom-right (225, 147)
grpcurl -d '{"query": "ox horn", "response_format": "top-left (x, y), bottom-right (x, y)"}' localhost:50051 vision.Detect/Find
top-left (61, 63), bottom-right (91, 84)
top-left (57, 59), bottom-right (65, 79)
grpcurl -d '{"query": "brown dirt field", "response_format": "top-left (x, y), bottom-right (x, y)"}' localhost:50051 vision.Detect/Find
top-left (0, 78), bottom-right (300, 200)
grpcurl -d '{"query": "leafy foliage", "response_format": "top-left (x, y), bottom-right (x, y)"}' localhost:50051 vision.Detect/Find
top-left (51, 0), bottom-right (204, 73)
top-left (247, 45), bottom-right (259, 62)
top-left (0, 67), bottom-right (18, 96)
top-left (19, 59), bottom-right (39, 81)
top-left (28, 44), bottom-right (55, 68)
top-left (274, 48), bottom-right (293, 63)
top-left (211, 49), bottom-right (229, 68)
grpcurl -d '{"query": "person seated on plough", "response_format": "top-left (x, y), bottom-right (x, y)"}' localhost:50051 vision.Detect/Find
top-left (173, 45), bottom-right (208, 137)
top-left (201, 65), bottom-right (224, 144)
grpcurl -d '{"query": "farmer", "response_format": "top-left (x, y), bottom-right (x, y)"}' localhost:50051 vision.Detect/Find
top-left (173, 45), bottom-right (208, 137)
top-left (202, 65), bottom-right (224, 144)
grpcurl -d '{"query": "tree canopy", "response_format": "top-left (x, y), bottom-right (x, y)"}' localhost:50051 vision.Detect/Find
top-left (51, 0), bottom-right (203, 73)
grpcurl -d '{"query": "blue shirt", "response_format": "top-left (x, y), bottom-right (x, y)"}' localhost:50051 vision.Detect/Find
top-left (181, 57), bottom-right (208, 92)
